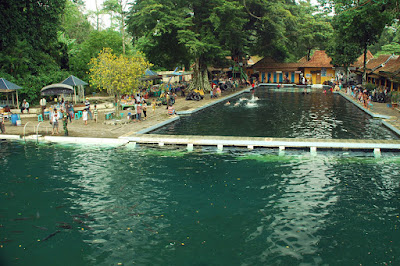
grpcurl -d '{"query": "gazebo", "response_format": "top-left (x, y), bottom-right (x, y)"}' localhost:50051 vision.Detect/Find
top-left (0, 78), bottom-right (22, 108)
top-left (61, 75), bottom-right (88, 103)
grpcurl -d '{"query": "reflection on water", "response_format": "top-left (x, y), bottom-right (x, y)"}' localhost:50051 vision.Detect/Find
top-left (152, 87), bottom-right (398, 140)
top-left (1, 142), bottom-right (400, 265)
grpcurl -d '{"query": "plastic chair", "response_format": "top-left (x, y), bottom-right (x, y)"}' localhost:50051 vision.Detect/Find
top-left (78, 111), bottom-right (83, 118)
top-left (105, 113), bottom-right (113, 120)
top-left (74, 113), bottom-right (80, 120)
top-left (120, 113), bottom-right (124, 118)
top-left (37, 114), bottom-right (43, 122)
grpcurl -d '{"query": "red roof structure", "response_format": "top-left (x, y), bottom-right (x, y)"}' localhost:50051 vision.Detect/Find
top-left (363, 54), bottom-right (393, 72)
top-left (300, 50), bottom-right (333, 68)
top-left (353, 51), bottom-right (374, 68)
top-left (252, 57), bottom-right (302, 72)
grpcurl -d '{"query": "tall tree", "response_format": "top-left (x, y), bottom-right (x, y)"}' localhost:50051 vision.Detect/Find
top-left (127, 0), bottom-right (249, 91)
top-left (69, 29), bottom-right (125, 80)
top-left (102, 0), bottom-right (129, 54)
top-left (322, 0), bottom-right (395, 83)
top-left (61, 0), bottom-right (93, 44)
top-left (89, 48), bottom-right (151, 112)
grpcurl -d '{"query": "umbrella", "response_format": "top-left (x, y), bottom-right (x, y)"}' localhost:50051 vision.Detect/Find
top-left (61, 75), bottom-right (88, 86)
top-left (0, 78), bottom-right (22, 91)
top-left (41, 84), bottom-right (74, 96)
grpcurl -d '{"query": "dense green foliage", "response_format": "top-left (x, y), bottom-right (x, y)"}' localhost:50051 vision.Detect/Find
top-left (0, 0), bottom-right (68, 103)
top-left (324, 0), bottom-right (397, 82)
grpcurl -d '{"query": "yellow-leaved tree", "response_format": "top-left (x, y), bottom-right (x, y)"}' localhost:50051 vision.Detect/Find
top-left (88, 48), bottom-right (152, 113)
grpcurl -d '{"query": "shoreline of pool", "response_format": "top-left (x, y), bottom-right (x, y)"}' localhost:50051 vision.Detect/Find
top-left (2, 86), bottom-right (400, 154)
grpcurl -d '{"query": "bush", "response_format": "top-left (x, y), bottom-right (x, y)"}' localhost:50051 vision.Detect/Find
top-left (365, 83), bottom-right (376, 91)
top-left (390, 91), bottom-right (400, 104)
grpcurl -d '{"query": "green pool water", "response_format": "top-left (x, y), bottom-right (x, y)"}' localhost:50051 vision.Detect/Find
top-left (1, 142), bottom-right (400, 265)
top-left (152, 87), bottom-right (399, 139)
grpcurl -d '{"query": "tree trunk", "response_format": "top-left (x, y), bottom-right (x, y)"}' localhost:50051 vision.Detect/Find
top-left (120, 0), bottom-right (126, 54)
top-left (188, 58), bottom-right (212, 92)
top-left (115, 92), bottom-right (120, 115)
top-left (362, 45), bottom-right (367, 85)
top-left (95, 0), bottom-right (100, 31)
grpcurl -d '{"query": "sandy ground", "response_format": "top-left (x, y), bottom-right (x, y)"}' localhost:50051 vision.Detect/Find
top-left (2, 87), bottom-right (244, 138)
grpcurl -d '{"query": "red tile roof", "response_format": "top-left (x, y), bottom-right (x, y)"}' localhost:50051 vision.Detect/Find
top-left (252, 57), bottom-right (302, 72)
top-left (378, 55), bottom-right (400, 73)
top-left (353, 51), bottom-right (374, 67)
top-left (301, 50), bottom-right (333, 68)
top-left (364, 54), bottom-right (392, 71)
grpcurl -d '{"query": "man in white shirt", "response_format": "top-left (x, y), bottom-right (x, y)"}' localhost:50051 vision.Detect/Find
top-left (40, 97), bottom-right (47, 116)
top-left (21, 99), bottom-right (29, 113)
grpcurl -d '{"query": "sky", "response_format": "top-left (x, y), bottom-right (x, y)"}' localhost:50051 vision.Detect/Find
top-left (84, 0), bottom-right (110, 28)
top-left (85, 0), bottom-right (104, 12)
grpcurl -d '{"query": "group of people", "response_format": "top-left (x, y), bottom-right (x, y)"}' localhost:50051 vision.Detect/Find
top-left (46, 97), bottom-right (98, 135)
top-left (129, 98), bottom-right (149, 122)
top-left (347, 86), bottom-right (373, 109)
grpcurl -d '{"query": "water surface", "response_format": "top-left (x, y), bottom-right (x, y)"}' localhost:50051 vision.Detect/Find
top-left (1, 142), bottom-right (400, 265)
top-left (152, 87), bottom-right (398, 140)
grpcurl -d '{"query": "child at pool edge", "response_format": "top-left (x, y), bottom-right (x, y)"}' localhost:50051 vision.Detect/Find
top-left (152, 99), bottom-right (156, 114)
top-left (83, 109), bottom-right (88, 125)
top-left (93, 105), bottom-right (98, 123)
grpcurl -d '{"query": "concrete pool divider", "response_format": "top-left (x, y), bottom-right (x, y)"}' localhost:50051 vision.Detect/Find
top-left (119, 134), bottom-right (400, 154)
top-left (0, 135), bottom-right (22, 140)
top-left (0, 134), bottom-right (129, 146)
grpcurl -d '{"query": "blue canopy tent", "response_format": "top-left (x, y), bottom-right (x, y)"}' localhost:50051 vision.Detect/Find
top-left (0, 78), bottom-right (22, 108)
top-left (140, 69), bottom-right (162, 81)
top-left (61, 75), bottom-right (88, 103)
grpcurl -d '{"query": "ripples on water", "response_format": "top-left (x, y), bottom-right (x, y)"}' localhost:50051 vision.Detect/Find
top-left (0, 142), bottom-right (400, 265)
top-left (152, 87), bottom-right (398, 140)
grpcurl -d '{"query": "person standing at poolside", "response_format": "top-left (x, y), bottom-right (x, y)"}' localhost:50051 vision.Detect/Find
top-left (142, 101), bottom-right (147, 120)
top-left (0, 112), bottom-right (5, 134)
top-left (151, 99), bottom-right (156, 114)
top-left (51, 108), bottom-right (60, 135)
top-left (137, 102), bottom-right (142, 121)
top-left (61, 109), bottom-right (68, 136)
top-left (82, 109), bottom-right (88, 125)
top-left (93, 104), bottom-right (98, 123)
top-left (168, 104), bottom-right (175, 115)
top-left (85, 98), bottom-right (93, 120)
top-left (40, 97), bottom-right (46, 117)
top-left (67, 101), bottom-right (74, 123)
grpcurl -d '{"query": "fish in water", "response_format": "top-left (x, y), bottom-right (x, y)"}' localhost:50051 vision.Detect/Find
top-left (12, 217), bottom-right (33, 221)
top-left (129, 204), bottom-right (139, 210)
top-left (57, 224), bottom-right (72, 229)
top-left (73, 218), bottom-right (85, 224)
top-left (33, 225), bottom-right (48, 231)
top-left (41, 230), bottom-right (60, 241)
top-left (56, 222), bottom-right (72, 229)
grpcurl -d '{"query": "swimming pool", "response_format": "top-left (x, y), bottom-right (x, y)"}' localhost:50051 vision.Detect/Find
top-left (151, 87), bottom-right (398, 140)
top-left (1, 142), bottom-right (399, 265)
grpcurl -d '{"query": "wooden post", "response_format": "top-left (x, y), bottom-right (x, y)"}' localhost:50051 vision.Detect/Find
top-left (16, 90), bottom-right (19, 108)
